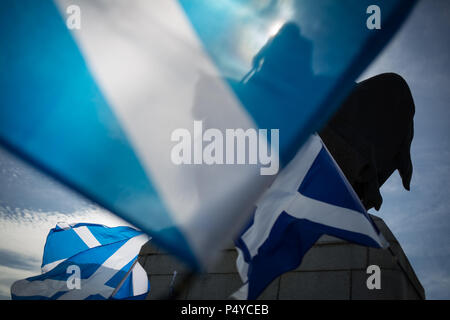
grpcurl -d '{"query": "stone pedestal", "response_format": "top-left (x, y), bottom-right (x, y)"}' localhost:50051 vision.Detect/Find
top-left (138, 215), bottom-right (425, 300)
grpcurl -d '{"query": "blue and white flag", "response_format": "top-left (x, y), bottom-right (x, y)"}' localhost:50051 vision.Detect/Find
top-left (233, 135), bottom-right (388, 300)
top-left (0, 0), bottom-right (415, 270)
top-left (11, 223), bottom-right (150, 300)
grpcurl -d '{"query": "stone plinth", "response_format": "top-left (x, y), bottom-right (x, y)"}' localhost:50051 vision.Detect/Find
top-left (138, 215), bottom-right (425, 300)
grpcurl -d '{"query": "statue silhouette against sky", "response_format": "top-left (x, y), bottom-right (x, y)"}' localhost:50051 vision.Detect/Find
top-left (194, 21), bottom-right (415, 211)
top-left (320, 72), bottom-right (414, 210)
top-left (249, 22), bottom-right (314, 87)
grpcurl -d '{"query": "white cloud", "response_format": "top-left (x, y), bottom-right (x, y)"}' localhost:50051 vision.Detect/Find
top-left (0, 205), bottom-right (137, 300)
top-left (0, 265), bottom-right (37, 300)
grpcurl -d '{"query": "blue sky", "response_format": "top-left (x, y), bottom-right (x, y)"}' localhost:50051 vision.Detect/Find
top-left (0, 0), bottom-right (449, 299)
top-left (359, 0), bottom-right (450, 299)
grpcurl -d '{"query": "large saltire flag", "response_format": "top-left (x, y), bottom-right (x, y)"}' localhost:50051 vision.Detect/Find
top-left (0, 0), bottom-right (416, 270)
top-left (11, 223), bottom-right (150, 300)
top-left (232, 135), bottom-right (388, 300)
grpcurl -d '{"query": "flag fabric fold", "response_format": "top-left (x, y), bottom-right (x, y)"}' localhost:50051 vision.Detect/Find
top-left (233, 135), bottom-right (388, 300)
top-left (11, 223), bottom-right (150, 300)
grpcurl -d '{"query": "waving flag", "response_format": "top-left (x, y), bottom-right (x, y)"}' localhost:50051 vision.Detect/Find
top-left (233, 135), bottom-right (388, 300)
top-left (0, 0), bottom-right (416, 270)
top-left (11, 223), bottom-right (150, 300)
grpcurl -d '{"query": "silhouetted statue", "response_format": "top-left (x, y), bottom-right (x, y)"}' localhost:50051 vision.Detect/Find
top-left (192, 22), bottom-right (415, 212)
top-left (249, 22), bottom-right (314, 86)
top-left (320, 73), bottom-right (415, 210)
top-left (247, 22), bottom-right (415, 211)
top-left (228, 22), bottom-right (327, 152)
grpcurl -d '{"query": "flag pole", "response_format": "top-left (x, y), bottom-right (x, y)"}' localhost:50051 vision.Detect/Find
top-left (109, 257), bottom-right (139, 299)
top-left (168, 271), bottom-right (196, 300)
top-left (152, 270), bottom-right (196, 300)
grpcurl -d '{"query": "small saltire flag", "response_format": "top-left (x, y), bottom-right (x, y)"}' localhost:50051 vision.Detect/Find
top-left (0, 0), bottom-right (416, 270)
top-left (11, 223), bottom-right (150, 300)
top-left (233, 135), bottom-right (388, 300)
